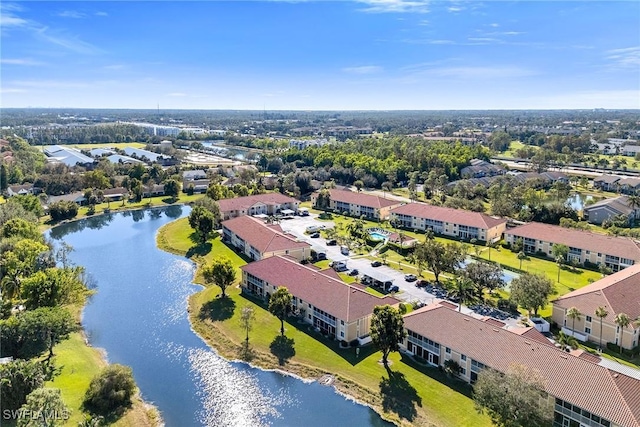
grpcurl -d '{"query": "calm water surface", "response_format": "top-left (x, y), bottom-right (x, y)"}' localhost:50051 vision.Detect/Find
top-left (49, 207), bottom-right (391, 427)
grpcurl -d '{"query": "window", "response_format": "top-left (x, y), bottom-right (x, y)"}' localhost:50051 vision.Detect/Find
top-left (461, 354), bottom-right (467, 361)
top-left (340, 320), bottom-right (344, 325)
top-left (586, 315), bottom-right (592, 322)
top-left (445, 347), bottom-right (451, 354)
top-left (340, 332), bottom-right (344, 337)
top-left (585, 327), bottom-right (591, 334)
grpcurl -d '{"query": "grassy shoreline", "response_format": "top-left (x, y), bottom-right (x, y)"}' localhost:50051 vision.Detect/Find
top-left (157, 217), bottom-right (492, 427)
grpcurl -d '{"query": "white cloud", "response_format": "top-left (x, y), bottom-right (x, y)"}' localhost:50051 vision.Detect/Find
top-left (407, 65), bottom-right (536, 80)
top-left (103, 64), bottom-right (127, 70)
top-left (0, 88), bottom-right (27, 94)
top-left (57, 10), bottom-right (86, 19)
top-left (0, 12), bottom-right (27, 27)
top-left (356, 0), bottom-right (430, 14)
top-left (606, 46), bottom-right (640, 69)
top-left (167, 92), bottom-right (187, 97)
top-left (95, 11), bottom-right (109, 17)
top-left (1, 58), bottom-right (44, 66)
top-left (342, 65), bottom-right (383, 74)
top-left (34, 26), bottom-right (103, 54)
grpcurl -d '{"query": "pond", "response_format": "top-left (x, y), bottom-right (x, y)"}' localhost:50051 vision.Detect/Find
top-left (566, 193), bottom-right (594, 211)
top-left (48, 207), bottom-right (392, 427)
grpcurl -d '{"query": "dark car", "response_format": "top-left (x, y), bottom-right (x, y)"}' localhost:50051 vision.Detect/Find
top-left (416, 279), bottom-right (429, 288)
top-left (404, 274), bottom-right (417, 282)
top-left (389, 285), bottom-right (400, 293)
top-left (348, 269), bottom-right (359, 276)
top-left (371, 261), bottom-right (382, 267)
top-left (326, 239), bottom-right (337, 246)
top-left (310, 232), bottom-right (320, 238)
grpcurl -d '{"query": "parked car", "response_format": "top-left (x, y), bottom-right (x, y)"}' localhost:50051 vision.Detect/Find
top-left (310, 232), bottom-right (320, 238)
top-left (416, 279), bottom-right (429, 288)
top-left (389, 285), bottom-right (400, 293)
top-left (340, 246), bottom-right (349, 255)
top-left (371, 261), bottom-right (382, 267)
top-left (348, 269), bottom-right (359, 276)
top-left (404, 274), bottom-right (417, 282)
top-left (327, 239), bottom-right (337, 246)
top-left (316, 252), bottom-right (327, 260)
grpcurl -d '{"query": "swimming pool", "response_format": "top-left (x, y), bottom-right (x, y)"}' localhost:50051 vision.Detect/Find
top-left (367, 228), bottom-right (391, 242)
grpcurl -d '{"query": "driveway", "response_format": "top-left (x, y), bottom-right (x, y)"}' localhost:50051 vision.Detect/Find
top-left (279, 213), bottom-right (439, 305)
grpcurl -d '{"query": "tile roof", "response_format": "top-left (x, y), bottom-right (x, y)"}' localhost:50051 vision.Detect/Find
top-left (594, 175), bottom-right (622, 184)
top-left (404, 304), bottom-right (640, 427)
top-left (506, 222), bottom-right (640, 261)
top-left (241, 256), bottom-right (398, 322)
top-left (553, 262), bottom-right (640, 320)
top-left (222, 216), bottom-right (310, 254)
top-left (391, 202), bottom-right (507, 230)
top-left (328, 189), bottom-right (401, 209)
top-left (218, 193), bottom-right (298, 213)
top-left (583, 196), bottom-right (633, 216)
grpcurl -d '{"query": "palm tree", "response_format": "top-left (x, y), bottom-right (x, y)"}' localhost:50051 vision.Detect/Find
top-left (566, 307), bottom-right (581, 337)
top-left (614, 312), bottom-right (631, 354)
top-left (557, 331), bottom-right (578, 351)
top-left (595, 306), bottom-right (609, 351)
top-left (517, 251), bottom-right (526, 270)
top-left (449, 277), bottom-right (477, 312)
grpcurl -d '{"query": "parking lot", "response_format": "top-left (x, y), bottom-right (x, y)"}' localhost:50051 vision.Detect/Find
top-left (279, 213), bottom-right (441, 305)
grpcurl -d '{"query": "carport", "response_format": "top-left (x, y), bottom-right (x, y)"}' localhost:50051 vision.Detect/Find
top-left (360, 268), bottom-right (394, 291)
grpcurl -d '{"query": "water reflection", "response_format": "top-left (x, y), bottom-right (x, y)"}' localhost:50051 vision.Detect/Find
top-left (50, 207), bottom-right (391, 427)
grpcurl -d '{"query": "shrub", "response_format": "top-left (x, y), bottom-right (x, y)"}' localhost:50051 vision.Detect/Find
top-left (444, 359), bottom-right (462, 376)
top-left (83, 364), bottom-right (136, 416)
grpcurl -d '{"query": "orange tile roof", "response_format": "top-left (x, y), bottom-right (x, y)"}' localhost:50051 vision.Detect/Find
top-left (241, 256), bottom-right (398, 322)
top-left (403, 304), bottom-right (640, 427)
top-left (218, 193), bottom-right (298, 213)
top-left (506, 222), bottom-right (640, 261)
top-left (553, 262), bottom-right (640, 319)
top-left (222, 216), bottom-right (310, 254)
top-left (391, 202), bottom-right (507, 230)
top-left (328, 189), bottom-right (402, 209)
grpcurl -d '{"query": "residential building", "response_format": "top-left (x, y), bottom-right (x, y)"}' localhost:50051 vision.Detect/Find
top-left (7, 184), bottom-right (34, 197)
top-left (618, 178), bottom-right (640, 195)
top-left (312, 189), bottom-right (402, 220)
top-left (583, 196), bottom-right (638, 225)
top-left (390, 203), bottom-right (507, 242)
top-left (288, 138), bottom-right (329, 150)
top-left (143, 184), bottom-right (166, 197)
top-left (46, 191), bottom-right (87, 206)
top-left (182, 170), bottom-right (209, 193)
top-left (102, 187), bottom-right (128, 201)
top-left (240, 255), bottom-right (398, 342)
top-left (621, 145), bottom-right (640, 157)
top-left (504, 222), bottom-right (640, 271)
top-left (552, 263), bottom-right (640, 350)
top-left (222, 216), bottom-right (311, 261)
top-left (402, 303), bottom-right (640, 427)
top-left (460, 159), bottom-right (505, 179)
top-left (593, 176), bottom-right (622, 192)
top-left (218, 193), bottom-right (299, 221)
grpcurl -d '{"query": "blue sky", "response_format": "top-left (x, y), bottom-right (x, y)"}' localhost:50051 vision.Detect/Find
top-left (1, 1), bottom-right (639, 110)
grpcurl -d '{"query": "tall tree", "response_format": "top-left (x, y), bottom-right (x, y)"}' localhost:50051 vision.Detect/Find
top-left (509, 273), bottom-right (554, 317)
top-left (414, 239), bottom-right (466, 284)
top-left (594, 306), bottom-right (608, 350)
top-left (239, 306), bottom-right (255, 344)
top-left (83, 364), bottom-right (137, 416)
top-left (448, 276), bottom-right (478, 312)
top-left (268, 287), bottom-right (292, 336)
top-left (18, 387), bottom-right (69, 427)
top-left (202, 257), bottom-right (236, 298)
top-left (370, 305), bottom-right (406, 367)
top-left (188, 205), bottom-right (215, 244)
top-left (614, 312), bottom-right (631, 354)
top-left (474, 364), bottom-right (553, 427)
top-left (163, 178), bottom-right (180, 201)
top-left (0, 359), bottom-right (55, 414)
top-left (461, 261), bottom-right (505, 297)
top-left (566, 307), bottom-right (581, 337)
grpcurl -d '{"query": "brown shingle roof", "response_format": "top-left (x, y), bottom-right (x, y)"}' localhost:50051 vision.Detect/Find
top-left (241, 256), bottom-right (398, 322)
top-left (391, 203), bottom-right (507, 230)
top-left (328, 189), bottom-right (401, 209)
top-left (553, 262), bottom-right (640, 319)
top-left (218, 193), bottom-right (298, 213)
top-left (506, 222), bottom-right (640, 261)
top-left (404, 304), bottom-right (640, 427)
top-left (222, 216), bottom-right (310, 254)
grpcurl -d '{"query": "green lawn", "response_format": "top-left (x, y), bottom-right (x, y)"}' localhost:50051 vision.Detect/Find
top-left (47, 332), bottom-right (158, 427)
top-left (158, 217), bottom-right (493, 427)
top-left (501, 140), bottom-right (528, 157)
